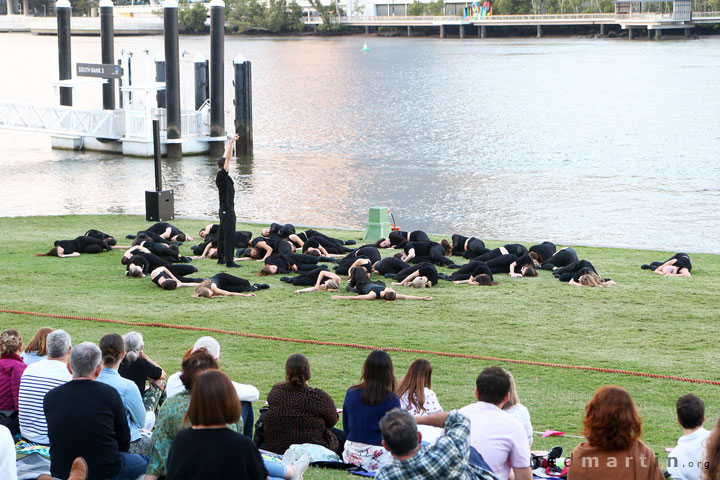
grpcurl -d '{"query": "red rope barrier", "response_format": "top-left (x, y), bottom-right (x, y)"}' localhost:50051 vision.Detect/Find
top-left (2, 308), bottom-right (718, 386)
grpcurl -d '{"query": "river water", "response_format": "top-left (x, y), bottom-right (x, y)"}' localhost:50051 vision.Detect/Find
top-left (1, 33), bottom-right (718, 252)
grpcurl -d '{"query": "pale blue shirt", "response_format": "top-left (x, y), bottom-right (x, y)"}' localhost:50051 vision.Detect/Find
top-left (97, 367), bottom-right (146, 442)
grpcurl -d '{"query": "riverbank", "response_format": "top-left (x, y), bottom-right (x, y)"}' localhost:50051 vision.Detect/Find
top-left (2, 214), bottom-right (719, 476)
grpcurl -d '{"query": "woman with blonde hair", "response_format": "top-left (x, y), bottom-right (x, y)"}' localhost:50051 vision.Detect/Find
top-left (567, 386), bottom-right (663, 480)
top-left (21, 327), bottom-right (54, 365)
top-left (395, 359), bottom-right (442, 416)
top-left (501, 369), bottom-right (533, 446)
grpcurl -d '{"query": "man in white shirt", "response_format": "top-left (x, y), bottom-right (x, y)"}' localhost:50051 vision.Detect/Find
top-left (667, 393), bottom-right (711, 480)
top-left (459, 366), bottom-right (531, 480)
top-left (165, 336), bottom-right (259, 402)
top-left (18, 330), bottom-right (72, 444)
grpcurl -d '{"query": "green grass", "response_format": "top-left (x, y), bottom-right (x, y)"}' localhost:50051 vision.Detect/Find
top-left (2, 214), bottom-right (720, 478)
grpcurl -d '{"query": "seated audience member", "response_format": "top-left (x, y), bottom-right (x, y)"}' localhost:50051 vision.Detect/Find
top-left (118, 332), bottom-right (166, 414)
top-left (165, 337), bottom-right (259, 402)
top-left (343, 350), bottom-right (401, 471)
top-left (0, 329), bottom-right (26, 435)
top-left (567, 385), bottom-right (664, 480)
top-left (459, 366), bottom-right (531, 480)
top-left (395, 359), bottom-right (442, 416)
top-left (21, 327), bottom-right (54, 365)
top-left (667, 394), bottom-right (710, 480)
top-left (18, 330), bottom-right (72, 444)
top-left (264, 353), bottom-right (345, 456)
top-left (97, 334), bottom-right (152, 455)
top-left (376, 409), bottom-right (496, 480)
top-left (44, 342), bottom-right (149, 480)
top-left (166, 370), bottom-right (309, 480)
top-left (0, 424), bottom-right (17, 480)
top-left (501, 369), bottom-right (533, 447)
top-left (145, 350), bottom-right (306, 480)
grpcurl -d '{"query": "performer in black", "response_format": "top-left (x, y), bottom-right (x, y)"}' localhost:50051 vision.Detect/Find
top-left (216, 134), bottom-right (241, 268)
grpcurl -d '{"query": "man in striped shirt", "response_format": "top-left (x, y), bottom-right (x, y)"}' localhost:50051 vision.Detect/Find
top-left (18, 330), bottom-right (72, 444)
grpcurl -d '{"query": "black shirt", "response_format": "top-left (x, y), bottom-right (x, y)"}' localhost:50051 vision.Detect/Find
top-left (529, 242), bottom-right (556, 263)
top-left (166, 427), bottom-right (268, 480)
top-left (54, 239), bottom-right (80, 253)
top-left (354, 246), bottom-right (381, 265)
top-left (44, 380), bottom-right (130, 480)
top-left (672, 253), bottom-right (692, 271)
top-left (405, 241), bottom-right (435, 257)
top-left (216, 168), bottom-right (235, 209)
top-left (486, 254), bottom-right (518, 274)
top-left (119, 357), bottom-right (164, 396)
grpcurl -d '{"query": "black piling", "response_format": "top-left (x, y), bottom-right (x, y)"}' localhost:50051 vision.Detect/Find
top-left (163, 0), bottom-right (182, 159)
top-left (100, 0), bottom-right (115, 110)
top-left (233, 55), bottom-right (253, 156)
top-left (193, 53), bottom-right (209, 110)
top-left (56, 0), bottom-right (72, 106)
top-left (155, 54), bottom-right (166, 108)
top-left (209, 0), bottom-right (226, 156)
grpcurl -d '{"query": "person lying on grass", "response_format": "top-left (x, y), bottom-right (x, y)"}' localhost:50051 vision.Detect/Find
top-left (331, 266), bottom-right (431, 301)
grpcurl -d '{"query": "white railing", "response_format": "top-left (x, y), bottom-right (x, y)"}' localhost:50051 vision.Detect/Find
top-left (0, 102), bottom-right (125, 139)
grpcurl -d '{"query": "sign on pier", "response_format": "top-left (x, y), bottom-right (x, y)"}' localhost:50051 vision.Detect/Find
top-left (76, 63), bottom-right (123, 79)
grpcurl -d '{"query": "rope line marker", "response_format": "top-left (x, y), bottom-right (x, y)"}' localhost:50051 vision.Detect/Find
top-left (2, 308), bottom-right (718, 386)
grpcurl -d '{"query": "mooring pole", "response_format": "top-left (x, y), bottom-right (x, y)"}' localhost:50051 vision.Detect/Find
top-left (163, 0), bottom-right (182, 159)
top-left (100, 0), bottom-right (115, 110)
top-left (153, 119), bottom-right (163, 191)
top-left (56, 0), bottom-right (72, 107)
top-left (209, 0), bottom-right (226, 156)
top-left (233, 55), bottom-right (253, 156)
top-left (155, 53), bottom-right (166, 108)
top-left (193, 53), bottom-right (209, 110)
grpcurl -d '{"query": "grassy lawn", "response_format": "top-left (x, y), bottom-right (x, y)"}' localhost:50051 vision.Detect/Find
top-left (2, 214), bottom-right (719, 478)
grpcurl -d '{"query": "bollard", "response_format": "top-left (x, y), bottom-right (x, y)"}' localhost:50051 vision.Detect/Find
top-left (163, 0), bottom-right (182, 159)
top-left (600, 24), bottom-right (605, 36)
top-left (56, 0), bottom-right (72, 106)
top-left (100, 0), bottom-right (115, 110)
top-left (145, 119), bottom-right (175, 221)
top-left (440, 24), bottom-right (445, 38)
top-left (193, 53), bottom-right (209, 110)
top-left (233, 55), bottom-right (253, 156)
top-left (655, 29), bottom-right (661, 41)
top-left (628, 27), bottom-right (633, 40)
top-left (459, 24), bottom-right (465, 39)
top-left (209, 0), bottom-right (225, 157)
top-left (362, 207), bottom-right (392, 243)
top-left (155, 54), bottom-right (166, 108)
top-left (537, 24), bottom-right (543, 38)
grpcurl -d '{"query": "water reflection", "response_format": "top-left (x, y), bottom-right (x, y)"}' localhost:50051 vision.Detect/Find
top-left (0, 34), bottom-right (719, 253)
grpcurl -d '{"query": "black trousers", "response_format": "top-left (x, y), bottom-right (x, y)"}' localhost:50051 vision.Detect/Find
top-left (217, 207), bottom-right (237, 264)
top-left (541, 247), bottom-right (578, 270)
top-left (214, 272), bottom-right (252, 292)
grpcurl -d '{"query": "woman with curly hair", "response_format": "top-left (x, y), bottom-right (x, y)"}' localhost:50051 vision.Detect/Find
top-left (0, 330), bottom-right (26, 435)
top-left (567, 386), bottom-right (663, 480)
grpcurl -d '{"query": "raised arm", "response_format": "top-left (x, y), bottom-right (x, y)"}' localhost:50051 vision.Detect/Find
top-left (223, 134), bottom-right (240, 171)
top-left (509, 261), bottom-right (521, 278)
top-left (315, 270), bottom-right (338, 288)
top-left (403, 248), bottom-right (416, 262)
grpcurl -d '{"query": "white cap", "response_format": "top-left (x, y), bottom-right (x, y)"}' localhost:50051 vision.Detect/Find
top-left (193, 336), bottom-right (220, 359)
top-left (208, 0), bottom-right (225, 7)
top-left (99, 0), bottom-right (113, 7)
top-left (163, 0), bottom-right (178, 8)
top-left (233, 54), bottom-right (247, 64)
top-left (194, 53), bottom-right (207, 63)
top-left (56, 0), bottom-right (71, 8)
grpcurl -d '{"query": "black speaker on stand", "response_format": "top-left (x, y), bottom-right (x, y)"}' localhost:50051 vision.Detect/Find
top-left (146, 119), bottom-right (175, 221)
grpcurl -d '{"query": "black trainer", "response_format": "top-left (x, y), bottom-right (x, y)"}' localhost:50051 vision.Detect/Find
top-left (252, 283), bottom-right (270, 290)
top-left (226, 262), bottom-right (242, 268)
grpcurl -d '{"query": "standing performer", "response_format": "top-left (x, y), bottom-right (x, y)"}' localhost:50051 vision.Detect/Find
top-left (216, 134), bottom-right (241, 268)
